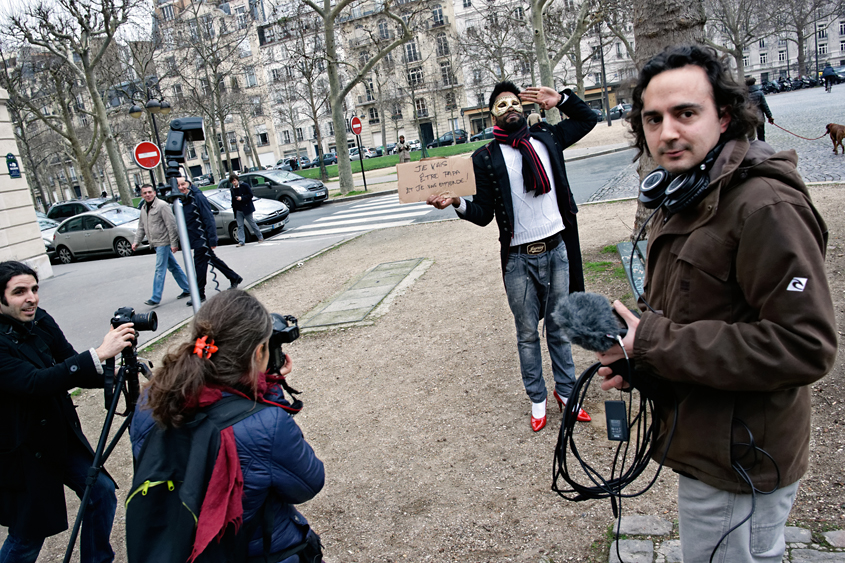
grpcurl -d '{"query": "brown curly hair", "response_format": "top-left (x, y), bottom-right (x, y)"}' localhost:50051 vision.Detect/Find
top-left (627, 44), bottom-right (759, 161)
top-left (145, 290), bottom-right (272, 427)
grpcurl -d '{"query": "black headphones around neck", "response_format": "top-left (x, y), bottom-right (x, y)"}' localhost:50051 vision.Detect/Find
top-left (639, 143), bottom-right (725, 214)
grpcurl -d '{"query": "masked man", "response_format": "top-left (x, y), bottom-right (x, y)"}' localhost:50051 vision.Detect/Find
top-left (427, 81), bottom-right (597, 432)
top-left (598, 45), bottom-right (836, 563)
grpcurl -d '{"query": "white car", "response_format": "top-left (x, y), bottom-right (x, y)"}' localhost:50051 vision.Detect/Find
top-left (349, 147), bottom-right (374, 160)
top-left (407, 139), bottom-right (421, 151)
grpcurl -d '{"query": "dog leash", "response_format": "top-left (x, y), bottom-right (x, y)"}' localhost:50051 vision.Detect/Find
top-left (769, 122), bottom-right (828, 141)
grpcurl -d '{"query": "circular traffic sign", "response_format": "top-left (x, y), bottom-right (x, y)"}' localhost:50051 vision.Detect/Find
top-left (351, 116), bottom-right (363, 136)
top-left (133, 141), bottom-right (162, 170)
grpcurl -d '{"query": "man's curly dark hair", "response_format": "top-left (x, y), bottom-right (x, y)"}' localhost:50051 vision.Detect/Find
top-left (488, 81), bottom-right (521, 112)
top-left (628, 44), bottom-right (758, 161)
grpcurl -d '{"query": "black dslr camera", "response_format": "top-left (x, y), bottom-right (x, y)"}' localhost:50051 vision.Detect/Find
top-left (111, 307), bottom-right (158, 332)
top-left (267, 313), bottom-right (299, 375)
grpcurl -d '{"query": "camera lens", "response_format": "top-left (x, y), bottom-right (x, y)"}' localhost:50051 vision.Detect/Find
top-left (133, 311), bottom-right (158, 332)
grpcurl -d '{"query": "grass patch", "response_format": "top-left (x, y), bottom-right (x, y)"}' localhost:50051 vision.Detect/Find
top-left (601, 244), bottom-right (618, 254)
top-left (584, 260), bottom-right (627, 282)
top-left (333, 190), bottom-right (368, 198)
top-left (71, 388), bottom-right (82, 397)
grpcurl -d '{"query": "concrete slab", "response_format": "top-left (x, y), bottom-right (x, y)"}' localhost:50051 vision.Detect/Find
top-left (303, 258), bottom-right (425, 328)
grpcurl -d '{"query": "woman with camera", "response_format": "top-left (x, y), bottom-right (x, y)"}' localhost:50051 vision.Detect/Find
top-left (129, 290), bottom-right (324, 563)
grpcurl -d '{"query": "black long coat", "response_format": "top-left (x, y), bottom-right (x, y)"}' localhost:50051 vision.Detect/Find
top-left (460, 89), bottom-right (597, 294)
top-left (0, 309), bottom-right (106, 538)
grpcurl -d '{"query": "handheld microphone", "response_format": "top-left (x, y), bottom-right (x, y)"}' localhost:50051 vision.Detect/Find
top-left (554, 292), bottom-right (629, 352)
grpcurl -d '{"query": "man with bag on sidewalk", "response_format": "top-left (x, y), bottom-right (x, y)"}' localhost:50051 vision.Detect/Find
top-left (133, 184), bottom-right (191, 306)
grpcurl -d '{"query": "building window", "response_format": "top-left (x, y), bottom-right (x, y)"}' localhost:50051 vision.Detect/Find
top-left (296, 128), bottom-right (303, 141)
top-left (161, 4), bottom-right (174, 21)
top-left (189, 21), bottom-right (199, 41)
top-left (257, 131), bottom-right (269, 146)
top-left (245, 68), bottom-right (257, 87)
top-left (445, 91), bottom-right (456, 110)
top-left (236, 7), bottom-right (247, 28)
top-left (166, 56), bottom-right (177, 71)
top-left (415, 98), bottom-right (428, 118)
top-left (819, 43), bottom-right (827, 55)
top-left (283, 130), bottom-right (291, 144)
top-left (778, 38), bottom-right (787, 47)
top-left (239, 39), bottom-right (251, 58)
top-left (251, 96), bottom-right (263, 115)
top-left (392, 104), bottom-right (403, 119)
top-left (378, 20), bottom-right (391, 40)
top-left (327, 121), bottom-right (334, 135)
top-left (172, 83), bottom-right (183, 98)
top-left (463, 0), bottom-right (471, 7)
top-left (758, 39), bottom-right (765, 48)
top-left (271, 68), bottom-right (282, 82)
top-left (285, 66), bottom-right (294, 79)
top-left (514, 6), bottom-right (524, 20)
top-left (759, 52), bottom-right (767, 65)
top-left (404, 39), bottom-right (420, 63)
top-left (440, 61), bottom-right (455, 85)
top-left (432, 5), bottom-right (444, 26)
top-left (408, 67), bottom-right (424, 86)
top-left (743, 55), bottom-right (749, 67)
top-left (476, 93), bottom-right (485, 106)
top-left (840, 20), bottom-right (845, 35)
top-left (227, 131), bottom-right (237, 151)
top-left (841, 40), bottom-right (845, 53)
top-left (201, 15), bottom-right (215, 38)
top-left (187, 143), bottom-right (197, 159)
top-left (778, 50), bottom-right (786, 62)
top-left (436, 33), bottom-right (449, 57)
top-left (817, 23), bottom-right (827, 39)
top-left (369, 107), bottom-right (380, 123)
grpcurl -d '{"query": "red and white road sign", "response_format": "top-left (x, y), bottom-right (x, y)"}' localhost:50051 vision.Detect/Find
top-left (350, 116), bottom-right (363, 136)
top-left (133, 141), bottom-right (162, 170)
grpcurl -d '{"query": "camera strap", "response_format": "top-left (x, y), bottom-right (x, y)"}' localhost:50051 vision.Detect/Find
top-left (104, 357), bottom-right (116, 410)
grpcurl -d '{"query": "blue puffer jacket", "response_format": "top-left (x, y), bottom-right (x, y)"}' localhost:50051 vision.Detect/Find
top-left (130, 391), bottom-right (325, 561)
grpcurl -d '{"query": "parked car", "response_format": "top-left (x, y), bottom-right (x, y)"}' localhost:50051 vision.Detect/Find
top-left (52, 206), bottom-right (149, 264)
top-left (275, 156), bottom-right (310, 171)
top-left (46, 198), bottom-right (119, 221)
top-left (407, 139), bottom-right (421, 151)
top-left (591, 108), bottom-right (606, 122)
top-left (244, 166), bottom-right (265, 173)
top-left (349, 146), bottom-right (375, 160)
top-left (238, 170), bottom-right (328, 212)
top-left (38, 217), bottom-right (60, 261)
top-left (202, 188), bottom-right (290, 242)
top-left (193, 174), bottom-right (213, 186)
top-left (427, 129), bottom-right (468, 148)
top-left (608, 104), bottom-right (632, 120)
top-left (310, 153), bottom-right (338, 167)
top-left (385, 143), bottom-right (397, 155)
top-left (470, 127), bottom-right (495, 142)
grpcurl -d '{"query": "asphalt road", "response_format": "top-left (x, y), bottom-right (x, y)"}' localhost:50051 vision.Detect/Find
top-left (40, 148), bottom-right (635, 351)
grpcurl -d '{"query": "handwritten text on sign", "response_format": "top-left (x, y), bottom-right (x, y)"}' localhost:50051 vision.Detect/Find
top-left (396, 155), bottom-right (476, 203)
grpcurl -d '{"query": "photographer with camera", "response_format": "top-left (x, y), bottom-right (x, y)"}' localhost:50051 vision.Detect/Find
top-left (0, 261), bottom-right (135, 563)
top-left (175, 176), bottom-right (243, 306)
top-left (128, 289), bottom-right (324, 563)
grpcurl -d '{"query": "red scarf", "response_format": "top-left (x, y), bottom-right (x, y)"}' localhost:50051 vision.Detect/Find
top-left (187, 386), bottom-right (251, 563)
top-left (493, 123), bottom-right (552, 196)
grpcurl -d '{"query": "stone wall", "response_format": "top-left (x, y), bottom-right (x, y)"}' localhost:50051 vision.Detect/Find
top-left (0, 87), bottom-right (53, 279)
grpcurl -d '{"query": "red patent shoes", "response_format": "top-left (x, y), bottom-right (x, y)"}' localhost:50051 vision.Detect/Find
top-left (553, 390), bottom-right (592, 422)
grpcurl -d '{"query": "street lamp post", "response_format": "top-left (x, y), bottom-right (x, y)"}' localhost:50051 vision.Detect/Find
top-left (129, 88), bottom-right (171, 186)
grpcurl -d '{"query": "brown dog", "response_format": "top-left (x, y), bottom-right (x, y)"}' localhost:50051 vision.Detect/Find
top-left (826, 123), bottom-right (845, 155)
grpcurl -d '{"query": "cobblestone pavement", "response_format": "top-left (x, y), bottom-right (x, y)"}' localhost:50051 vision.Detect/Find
top-left (606, 516), bottom-right (845, 562)
top-left (587, 86), bottom-right (845, 203)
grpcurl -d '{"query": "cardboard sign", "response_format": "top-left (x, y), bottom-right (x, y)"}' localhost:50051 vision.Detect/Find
top-left (396, 156), bottom-right (476, 203)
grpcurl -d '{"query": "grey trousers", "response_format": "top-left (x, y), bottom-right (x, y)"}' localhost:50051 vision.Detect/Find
top-left (678, 475), bottom-right (799, 563)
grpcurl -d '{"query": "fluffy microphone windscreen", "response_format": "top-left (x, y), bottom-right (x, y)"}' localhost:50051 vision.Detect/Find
top-left (554, 292), bottom-right (621, 352)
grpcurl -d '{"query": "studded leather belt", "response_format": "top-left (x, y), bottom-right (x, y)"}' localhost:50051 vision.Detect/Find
top-left (511, 232), bottom-right (563, 255)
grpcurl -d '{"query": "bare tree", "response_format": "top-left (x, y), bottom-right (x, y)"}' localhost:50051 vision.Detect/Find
top-left (703, 0), bottom-right (772, 79)
top-left (772, 0), bottom-right (843, 77)
top-left (6, 0), bottom-right (140, 204)
top-left (299, 0), bottom-right (412, 195)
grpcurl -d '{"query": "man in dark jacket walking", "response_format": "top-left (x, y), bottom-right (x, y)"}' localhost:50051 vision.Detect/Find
top-left (427, 81), bottom-right (596, 432)
top-left (176, 176), bottom-right (243, 305)
top-left (822, 62), bottom-right (837, 92)
top-left (227, 173), bottom-right (264, 246)
top-left (598, 45), bottom-right (836, 563)
top-left (745, 76), bottom-right (774, 141)
top-left (0, 261), bottom-right (135, 563)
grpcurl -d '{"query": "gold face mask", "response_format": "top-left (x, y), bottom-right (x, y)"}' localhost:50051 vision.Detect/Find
top-left (492, 95), bottom-right (522, 117)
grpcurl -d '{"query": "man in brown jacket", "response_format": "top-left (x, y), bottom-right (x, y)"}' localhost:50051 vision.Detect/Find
top-left (598, 45), bottom-right (837, 563)
top-left (132, 184), bottom-right (191, 306)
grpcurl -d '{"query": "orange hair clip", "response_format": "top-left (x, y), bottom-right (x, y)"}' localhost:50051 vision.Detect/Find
top-left (193, 336), bottom-right (218, 359)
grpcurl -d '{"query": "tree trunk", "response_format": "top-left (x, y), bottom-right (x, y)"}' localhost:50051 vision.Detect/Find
top-left (631, 0), bottom-right (706, 239)
top-left (796, 31), bottom-right (807, 76)
top-left (530, 0), bottom-right (561, 124)
top-left (734, 52), bottom-right (745, 81)
top-left (326, 12), bottom-right (354, 195)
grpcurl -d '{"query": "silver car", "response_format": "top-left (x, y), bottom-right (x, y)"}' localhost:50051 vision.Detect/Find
top-left (38, 217), bottom-right (59, 261)
top-left (203, 189), bottom-right (290, 242)
top-left (52, 206), bottom-right (148, 264)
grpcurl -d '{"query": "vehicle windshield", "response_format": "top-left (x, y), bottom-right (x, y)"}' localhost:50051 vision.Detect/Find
top-left (38, 218), bottom-right (59, 230)
top-left (207, 190), bottom-right (233, 210)
top-left (260, 170), bottom-right (304, 182)
top-left (99, 207), bottom-right (140, 225)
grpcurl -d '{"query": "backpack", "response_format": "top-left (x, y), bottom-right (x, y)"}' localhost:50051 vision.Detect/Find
top-left (126, 395), bottom-right (270, 563)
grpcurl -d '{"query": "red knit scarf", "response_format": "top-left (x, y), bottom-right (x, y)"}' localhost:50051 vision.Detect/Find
top-left (492, 123), bottom-right (551, 196)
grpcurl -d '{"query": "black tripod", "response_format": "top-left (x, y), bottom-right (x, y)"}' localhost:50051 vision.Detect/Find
top-left (62, 342), bottom-right (150, 563)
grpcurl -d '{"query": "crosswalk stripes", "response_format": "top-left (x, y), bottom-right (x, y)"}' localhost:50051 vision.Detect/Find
top-left (273, 194), bottom-right (433, 240)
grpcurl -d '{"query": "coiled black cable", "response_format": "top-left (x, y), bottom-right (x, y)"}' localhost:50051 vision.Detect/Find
top-left (186, 187), bottom-right (220, 294)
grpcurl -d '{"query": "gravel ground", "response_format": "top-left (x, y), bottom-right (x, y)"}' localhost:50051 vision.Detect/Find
top-left (12, 181), bottom-right (845, 563)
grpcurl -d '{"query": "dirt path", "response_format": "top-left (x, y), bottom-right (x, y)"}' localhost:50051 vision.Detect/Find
top-left (18, 185), bottom-right (845, 563)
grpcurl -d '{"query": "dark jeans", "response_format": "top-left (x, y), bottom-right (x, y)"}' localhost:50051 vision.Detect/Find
top-left (756, 124), bottom-right (766, 142)
top-left (193, 246), bottom-right (240, 297)
top-left (0, 442), bottom-right (117, 563)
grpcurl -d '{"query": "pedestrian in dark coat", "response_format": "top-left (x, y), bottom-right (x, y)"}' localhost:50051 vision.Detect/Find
top-left (746, 76), bottom-right (774, 142)
top-left (0, 261), bottom-right (135, 563)
top-left (227, 173), bottom-right (264, 246)
top-left (176, 176), bottom-right (243, 305)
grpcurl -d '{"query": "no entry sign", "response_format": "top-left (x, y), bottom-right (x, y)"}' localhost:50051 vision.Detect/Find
top-left (350, 116), bottom-right (362, 136)
top-left (133, 141), bottom-right (162, 170)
